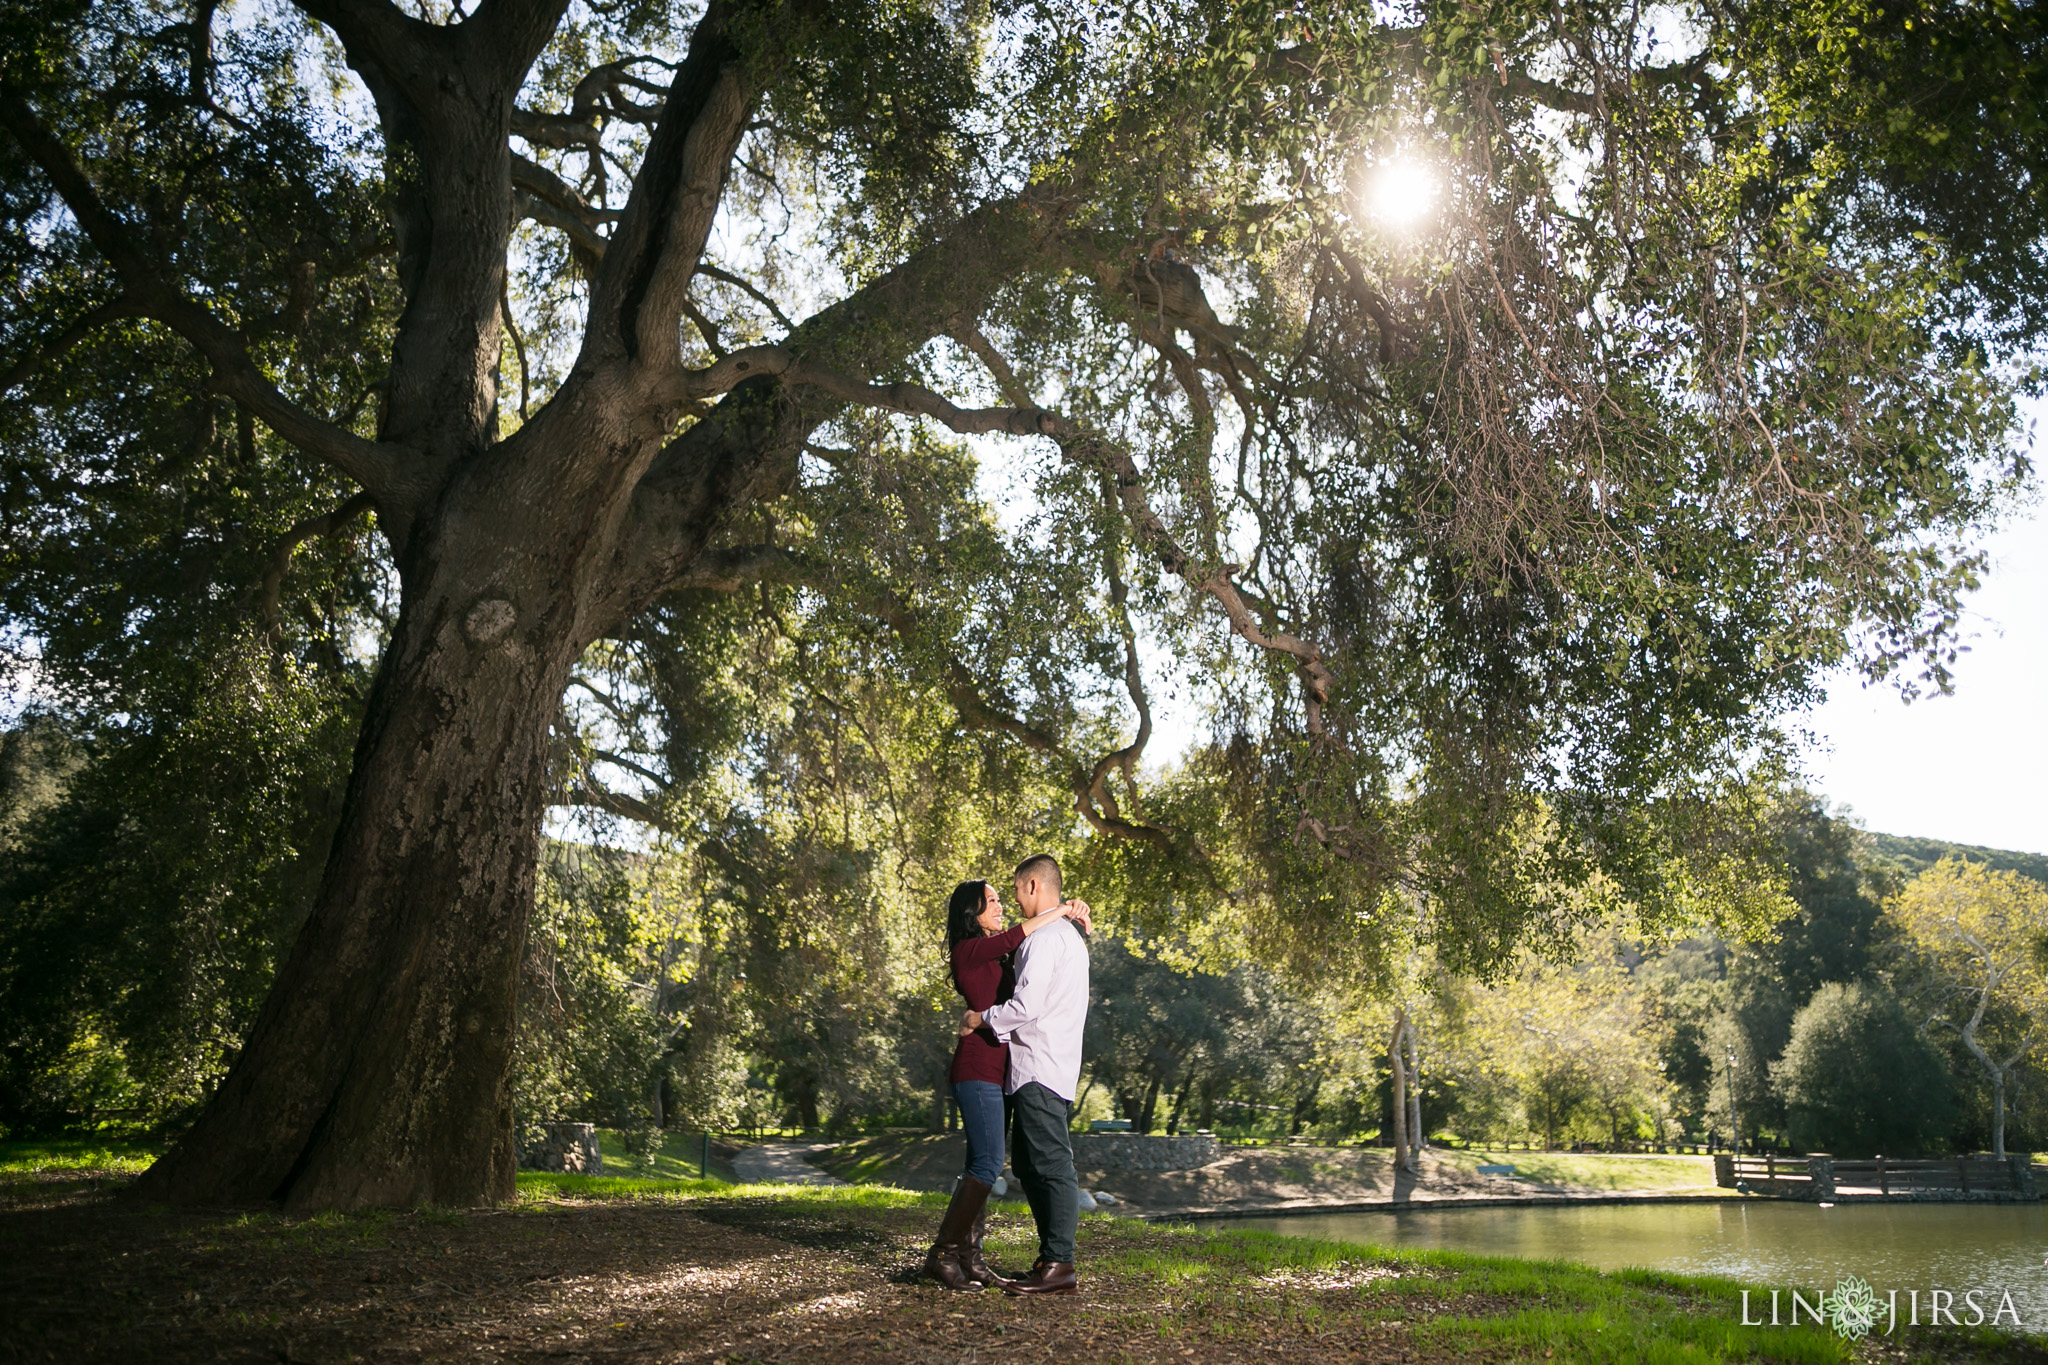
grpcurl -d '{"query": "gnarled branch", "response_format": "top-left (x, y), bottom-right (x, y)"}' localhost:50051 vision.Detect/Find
top-left (0, 92), bottom-right (409, 502)
top-left (655, 538), bottom-right (1182, 856)
top-left (0, 294), bottom-right (134, 397)
top-left (583, 1), bottom-right (778, 370)
top-left (749, 352), bottom-right (1341, 722)
top-left (258, 490), bottom-right (376, 633)
top-left (511, 152), bottom-right (612, 271)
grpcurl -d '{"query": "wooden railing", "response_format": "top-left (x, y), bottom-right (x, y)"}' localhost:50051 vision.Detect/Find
top-left (1714, 1152), bottom-right (2039, 1200)
top-left (1830, 1155), bottom-right (2028, 1195)
top-left (1717, 1153), bottom-right (1820, 1197)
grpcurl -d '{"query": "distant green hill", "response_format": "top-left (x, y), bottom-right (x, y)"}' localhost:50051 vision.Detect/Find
top-left (1859, 830), bottom-right (2048, 887)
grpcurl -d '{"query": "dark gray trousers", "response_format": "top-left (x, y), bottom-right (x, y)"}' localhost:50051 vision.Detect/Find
top-left (1008, 1081), bottom-right (1078, 1264)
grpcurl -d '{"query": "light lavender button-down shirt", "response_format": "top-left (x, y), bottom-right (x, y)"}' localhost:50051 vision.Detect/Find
top-left (979, 913), bottom-right (1089, 1102)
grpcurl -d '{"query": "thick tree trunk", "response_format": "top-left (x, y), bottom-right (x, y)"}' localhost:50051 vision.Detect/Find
top-left (132, 498), bottom-right (602, 1208)
top-left (59, 0), bottom-right (1003, 1215)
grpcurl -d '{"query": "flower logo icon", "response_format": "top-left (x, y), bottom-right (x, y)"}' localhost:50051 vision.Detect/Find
top-left (1824, 1275), bottom-right (1880, 1340)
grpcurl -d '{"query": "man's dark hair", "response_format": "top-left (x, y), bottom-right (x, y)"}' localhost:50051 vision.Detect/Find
top-left (1012, 853), bottom-right (1062, 898)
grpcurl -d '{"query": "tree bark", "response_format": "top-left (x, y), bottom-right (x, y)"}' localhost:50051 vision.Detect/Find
top-left (132, 552), bottom-right (584, 1207)
top-left (1992, 1071), bottom-right (2007, 1160)
top-left (1404, 1020), bottom-right (1422, 1164)
top-left (103, 0), bottom-right (798, 1208)
top-left (1165, 1076), bottom-right (1194, 1134)
top-left (1387, 1009), bottom-right (1412, 1172)
top-left (130, 359), bottom-right (696, 1209)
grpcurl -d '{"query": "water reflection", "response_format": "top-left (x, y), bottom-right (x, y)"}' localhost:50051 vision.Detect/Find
top-left (1223, 1202), bottom-right (2048, 1328)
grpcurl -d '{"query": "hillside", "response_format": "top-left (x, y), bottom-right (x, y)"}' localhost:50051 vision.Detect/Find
top-left (1861, 829), bottom-right (2048, 885)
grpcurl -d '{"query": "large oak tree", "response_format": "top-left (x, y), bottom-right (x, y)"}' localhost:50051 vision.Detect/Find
top-left (0, 0), bottom-right (2026, 1207)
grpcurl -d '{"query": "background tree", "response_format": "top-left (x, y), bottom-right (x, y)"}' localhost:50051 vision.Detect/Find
top-left (1083, 938), bottom-right (1328, 1136)
top-left (1889, 858), bottom-right (2048, 1158)
top-left (1643, 794), bottom-right (1900, 1142)
top-left (1772, 980), bottom-right (1957, 1157)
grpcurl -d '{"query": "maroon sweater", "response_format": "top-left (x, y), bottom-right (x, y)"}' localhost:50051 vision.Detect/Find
top-left (947, 924), bottom-right (1026, 1085)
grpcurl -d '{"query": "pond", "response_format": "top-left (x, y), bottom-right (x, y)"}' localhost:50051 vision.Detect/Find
top-left (1222, 1200), bottom-right (2048, 1332)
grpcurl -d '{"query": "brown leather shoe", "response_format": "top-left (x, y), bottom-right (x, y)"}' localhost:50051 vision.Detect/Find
top-left (922, 1176), bottom-right (993, 1291)
top-left (963, 1206), bottom-right (1014, 1289)
top-left (1001, 1260), bottom-right (1078, 1296)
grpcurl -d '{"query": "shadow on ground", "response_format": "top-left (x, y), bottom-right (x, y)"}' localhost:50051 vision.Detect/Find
top-left (0, 1174), bottom-right (1478, 1365)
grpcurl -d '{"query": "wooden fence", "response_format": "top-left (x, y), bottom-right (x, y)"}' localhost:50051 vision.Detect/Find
top-left (1714, 1152), bottom-right (2040, 1201)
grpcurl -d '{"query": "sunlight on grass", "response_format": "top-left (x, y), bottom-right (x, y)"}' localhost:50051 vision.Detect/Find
top-left (516, 1172), bottom-right (731, 1200)
top-left (1079, 1219), bottom-right (1859, 1364)
top-left (513, 1172), bottom-right (944, 1210)
top-left (0, 1139), bottom-right (157, 1177)
top-left (1431, 1147), bottom-right (1719, 1191)
top-left (589, 1127), bottom-right (727, 1181)
top-left (1443, 1302), bottom-right (1844, 1364)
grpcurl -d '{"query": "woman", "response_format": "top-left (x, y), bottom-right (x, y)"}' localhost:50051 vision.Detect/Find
top-left (921, 878), bottom-right (1086, 1290)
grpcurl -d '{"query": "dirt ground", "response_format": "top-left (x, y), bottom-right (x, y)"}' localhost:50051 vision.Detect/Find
top-left (0, 1170), bottom-right (1491, 1365)
top-left (4, 1168), bottom-right (2041, 1365)
top-left (815, 1136), bottom-right (1718, 1214)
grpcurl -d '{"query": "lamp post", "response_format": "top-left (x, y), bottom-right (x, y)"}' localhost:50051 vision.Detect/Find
top-left (1724, 1043), bottom-right (1742, 1157)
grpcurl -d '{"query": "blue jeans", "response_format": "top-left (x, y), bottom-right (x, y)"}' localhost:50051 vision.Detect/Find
top-left (953, 1080), bottom-right (1006, 1185)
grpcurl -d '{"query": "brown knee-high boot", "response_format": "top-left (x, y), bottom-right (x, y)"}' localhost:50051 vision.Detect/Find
top-left (962, 1202), bottom-right (1013, 1288)
top-left (922, 1175), bottom-right (993, 1290)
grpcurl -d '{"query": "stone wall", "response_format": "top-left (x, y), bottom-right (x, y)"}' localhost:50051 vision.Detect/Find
top-left (1073, 1134), bottom-right (1220, 1172)
top-left (518, 1122), bottom-right (604, 1174)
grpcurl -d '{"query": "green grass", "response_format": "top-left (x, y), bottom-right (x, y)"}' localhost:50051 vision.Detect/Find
top-left (1093, 1222), bottom-right (1848, 1363)
top-left (812, 1131), bottom-right (951, 1183)
top-left (512, 1176), bottom-right (1872, 1362)
top-left (1430, 1146), bottom-right (1720, 1192)
top-left (588, 1127), bottom-right (729, 1180)
top-left (514, 1169), bottom-right (936, 1208)
top-left (0, 1137), bottom-right (158, 1178)
top-left (6, 1153), bottom-right (2035, 1361)
top-left (516, 1171), bottom-right (732, 1200)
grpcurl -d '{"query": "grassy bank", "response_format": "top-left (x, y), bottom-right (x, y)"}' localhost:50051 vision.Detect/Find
top-left (587, 1127), bottom-right (745, 1183)
top-left (3, 1143), bottom-right (2041, 1362)
top-left (814, 1131), bottom-right (1727, 1205)
top-left (1428, 1148), bottom-right (1719, 1193)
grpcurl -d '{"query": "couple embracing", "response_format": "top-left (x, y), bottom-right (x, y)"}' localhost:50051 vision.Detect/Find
top-left (921, 853), bottom-right (1091, 1297)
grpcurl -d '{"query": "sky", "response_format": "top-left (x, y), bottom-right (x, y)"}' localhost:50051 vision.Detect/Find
top-left (1791, 489), bottom-right (2045, 855)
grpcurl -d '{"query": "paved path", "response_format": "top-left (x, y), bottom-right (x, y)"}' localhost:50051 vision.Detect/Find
top-left (731, 1142), bottom-right (846, 1186)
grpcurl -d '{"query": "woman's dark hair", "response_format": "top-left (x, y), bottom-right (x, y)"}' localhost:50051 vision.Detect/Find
top-left (946, 880), bottom-right (989, 951)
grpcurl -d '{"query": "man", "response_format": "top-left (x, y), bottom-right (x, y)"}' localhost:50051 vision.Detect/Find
top-left (962, 852), bottom-right (1090, 1296)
